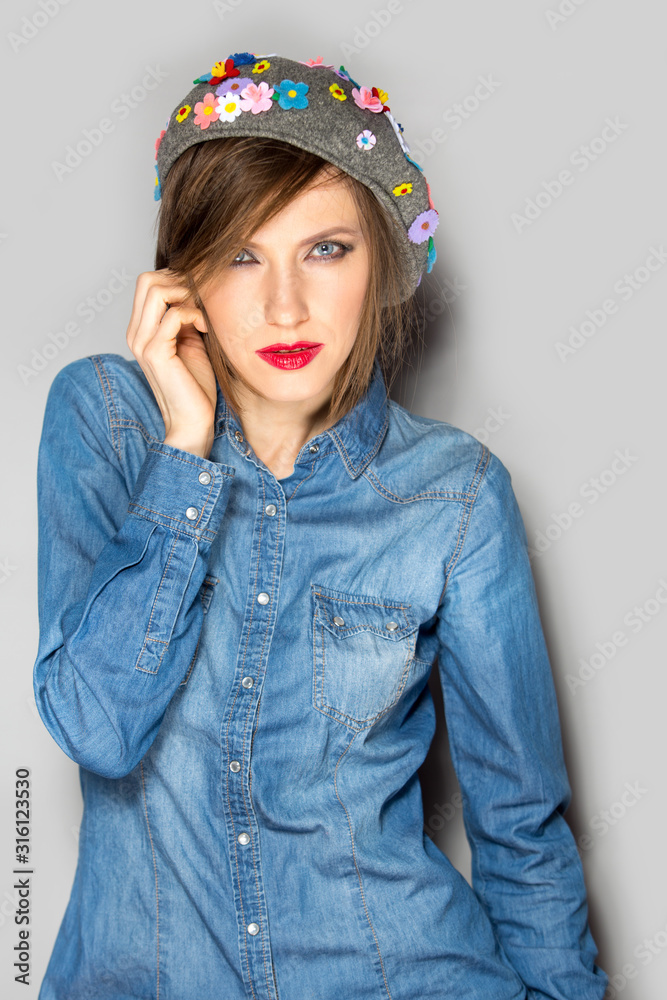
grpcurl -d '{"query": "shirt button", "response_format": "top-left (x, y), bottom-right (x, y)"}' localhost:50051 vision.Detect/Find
top-left (238, 832), bottom-right (251, 845)
top-left (333, 616), bottom-right (345, 626)
top-left (198, 471), bottom-right (211, 485)
top-left (257, 592), bottom-right (270, 605)
top-left (235, 430), bottom-right (244, 442)
top-left (247, 923), bottom-right (259, 936)
top-left (229, 760), bottom-right (241, 772)
top-left (241, 676), bottom-right (254, 689)
top-left (185, 507), bottom-right (198, 520)
top-left (265, 504), bottom-right (277, 516)
top-left (309, 443), bottom-right (319, 453)
top-left (386, 621), bottom-right (399, 631)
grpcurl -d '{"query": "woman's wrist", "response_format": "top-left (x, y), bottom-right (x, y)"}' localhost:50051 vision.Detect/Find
top-left (163, 428), bottom-right (215, 460)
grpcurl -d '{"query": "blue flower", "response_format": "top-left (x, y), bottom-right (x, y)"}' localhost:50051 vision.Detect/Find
top-left (404, 151), bottom-right (424, 173)
top-left (427, 236), bottom-right (437, 273)
top-left (153, 163), bottom-right (161, 202)
top-left (193, 72), bottom-right (213, 84)
top-left (227, 52), bottom-right (255, 65)
top-left (274, 79), bottom-right (309, 110)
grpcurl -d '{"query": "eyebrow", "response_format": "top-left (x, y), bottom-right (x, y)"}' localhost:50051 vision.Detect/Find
top-left (242, 226), bottom-right (363, 249)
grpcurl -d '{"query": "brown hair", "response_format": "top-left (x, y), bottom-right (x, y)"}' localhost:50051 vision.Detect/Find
top-left (153, 136), bottom-right (421, 426)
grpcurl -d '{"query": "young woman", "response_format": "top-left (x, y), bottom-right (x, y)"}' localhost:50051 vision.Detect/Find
top-left (33, 51), bottom-right (609, 999)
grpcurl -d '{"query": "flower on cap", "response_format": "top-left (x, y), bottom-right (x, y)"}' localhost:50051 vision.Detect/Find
top-left (385, 111), bottom-right (410, 154)
top-left (425, 179), bottom-right (435, 211)
top-left (374, 86), bottom-right (389, 106)
top-left (393, 182), bottom-right (412, 196)
top-left (154, 129), bottom-right (166, 159)
top-left (215, 92), bottom-right (243, 122)
top-left (356, 130), bottom-right (376, 151)
top-left (211, 58), bottom-right (240, 81)
top-left (252, 59), bottom-right (271, 74)
top-left (227, 51), bottom-right (255, 65)
top-left (193, 92), bottom-right (220, 129)
top-left (299, 56), bottom-right (336, 69)
top-left (336, 65), bottom-right (361, 88)
top-left (329, 83), bottom-right (347, 101)
top-left (427, 236), bottom-right (437, 273)
top-left (216, 77), bottom-right (252, 97)
top-left (274, 79), bottom-right (309, 110)
top-left (404, 151), bottom-right (424, 173)
top-left (408, 209), bottom-right (439, 244)
top-left (175, 104), bottom-right (191, 123)
top-left (239, 81), bottom-right (275, 114)
top-left (153, 164), bottom-right (161, 202)
top-left (193, 72), bottom-right (213, 84)
top-left (351, 86), bottom-right (385, 113)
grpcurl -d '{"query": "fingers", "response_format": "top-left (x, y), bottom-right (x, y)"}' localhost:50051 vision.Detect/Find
top-left (126, 270), bottom-right (205, 358)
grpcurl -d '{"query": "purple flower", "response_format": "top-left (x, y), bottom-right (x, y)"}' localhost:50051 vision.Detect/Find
top-left (408, 209), bottom-right (439, 245)
top-left (216, 77), bottom-right (252, 97)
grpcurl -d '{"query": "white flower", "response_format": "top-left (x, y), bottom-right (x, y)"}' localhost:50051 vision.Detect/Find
top-left (386, 111), bottom-right (411, 154)
top-left (215, 93), bottom-right (243, 122)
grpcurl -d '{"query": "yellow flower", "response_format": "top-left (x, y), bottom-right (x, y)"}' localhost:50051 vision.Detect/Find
top-left (393, 182), bottom-right (413, 197)
top-left (176, 104), bottom-right (191, 123)
top-left (376, 87), bottom-right (389, 105)
top-left (211, 61), bottom-right (227, 77)
top-left (253, 60), bottom-right (270, 74)
top-left (329, 83), bottom-right (347, 101)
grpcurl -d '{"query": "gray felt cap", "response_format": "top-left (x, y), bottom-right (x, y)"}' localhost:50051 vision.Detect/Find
top-left (154, 51), bottom-right (438, 299)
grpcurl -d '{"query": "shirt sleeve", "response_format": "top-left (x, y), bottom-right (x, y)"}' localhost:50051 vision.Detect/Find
top-left (32, 360), bottom-right (235, 780)
top-left (435, 449), bottom-right (608, 1000)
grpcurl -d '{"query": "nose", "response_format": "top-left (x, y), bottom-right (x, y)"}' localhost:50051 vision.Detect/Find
top-left (262, 263), bottom-right (310, 330)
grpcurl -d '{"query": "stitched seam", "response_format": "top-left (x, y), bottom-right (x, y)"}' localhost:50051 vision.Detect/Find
top-left (140, 761), bottom-right (160, 1000)
top-left (438, 446), bottom-right (491, 607)
top-left (135, 533), bottom-right (179, 674)
top-left (91, 356), bottom-right (122, 461)
top-left (334, 735), bottom-right (393, 999)
top-left (361, 466), bottom-right (475, 503)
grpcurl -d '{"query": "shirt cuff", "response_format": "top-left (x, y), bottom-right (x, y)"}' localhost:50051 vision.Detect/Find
top-left (127, 441), bottom-right (235, 543)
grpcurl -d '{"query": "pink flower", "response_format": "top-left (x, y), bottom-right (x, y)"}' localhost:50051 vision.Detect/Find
top-left (193, 92), bottom-right (220, 129)
top-left (239, 81), bottom-right (275, 114)
top-left (154, 129), bottom-right (166, 159)
top-left (351, 86), bottom-right (384, 113)
top-left (299, 56), bottom-right (335, 69)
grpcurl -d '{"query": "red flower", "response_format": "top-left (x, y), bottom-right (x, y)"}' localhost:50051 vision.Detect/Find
top-left (371, 87), bottom-right (390, 113)
top-left (211, 58), bottom-right (240, 83)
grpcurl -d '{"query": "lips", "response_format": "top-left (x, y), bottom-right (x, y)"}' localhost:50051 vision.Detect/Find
top-left (257, 341), bottom-right (323, 354)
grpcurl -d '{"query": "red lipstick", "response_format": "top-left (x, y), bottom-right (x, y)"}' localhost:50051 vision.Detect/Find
top-left (255, 341), bottom-right (324, 371)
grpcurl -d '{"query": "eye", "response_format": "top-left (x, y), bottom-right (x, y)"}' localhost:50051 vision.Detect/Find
top-left (230, 249), bottom-right (254, 267)
top-left (310, 241), bottom-right (351, 261)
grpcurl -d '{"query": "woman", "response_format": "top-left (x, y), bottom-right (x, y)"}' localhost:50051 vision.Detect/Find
top-left (33, 51), bottom-right (608, 999)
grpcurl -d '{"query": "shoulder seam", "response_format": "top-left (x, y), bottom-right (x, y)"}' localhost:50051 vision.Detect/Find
top-left (438, 444), bottom-right (492, 606)
top-left (89, 355), bottom-right (122, 462)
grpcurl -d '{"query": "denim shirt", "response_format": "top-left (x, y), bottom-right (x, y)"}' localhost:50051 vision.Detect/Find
top-left (33, 352), bottom-right (608, 1000)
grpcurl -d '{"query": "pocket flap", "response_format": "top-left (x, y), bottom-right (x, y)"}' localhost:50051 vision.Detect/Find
top-left (312, 583), bottom-right (417, 641)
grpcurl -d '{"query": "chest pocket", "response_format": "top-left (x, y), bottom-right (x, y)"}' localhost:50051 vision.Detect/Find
top-left (311, 583), bottom-right (419, 730)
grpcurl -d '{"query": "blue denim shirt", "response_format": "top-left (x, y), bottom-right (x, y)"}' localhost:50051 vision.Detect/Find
top-left (33, 352), bottom-right (608, 1000)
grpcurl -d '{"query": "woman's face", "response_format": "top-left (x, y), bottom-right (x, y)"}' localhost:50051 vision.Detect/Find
top-left (198, 172), bottom-right (370, 413)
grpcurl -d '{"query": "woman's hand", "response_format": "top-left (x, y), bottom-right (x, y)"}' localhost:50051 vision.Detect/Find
top-left (126, 269), bottom-right (217, 459)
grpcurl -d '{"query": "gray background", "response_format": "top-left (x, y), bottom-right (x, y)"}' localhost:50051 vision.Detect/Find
top-left (2, 1), bottom-right (664, 997)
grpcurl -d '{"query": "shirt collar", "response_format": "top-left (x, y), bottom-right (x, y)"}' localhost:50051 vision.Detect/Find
top-left (213, 358), bottom-right (389, 480)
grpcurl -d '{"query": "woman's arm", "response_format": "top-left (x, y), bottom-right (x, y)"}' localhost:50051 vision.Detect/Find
top-left (32, 358), bottom-right (234, 779)
top-left (435, 449), bottom-right (608, 1000)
